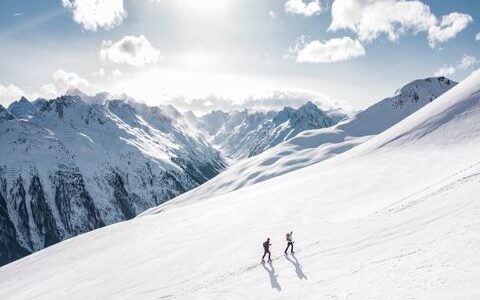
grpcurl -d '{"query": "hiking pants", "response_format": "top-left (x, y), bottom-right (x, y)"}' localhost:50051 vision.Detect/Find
top-left (262, 249), bottom-right (271, 261)
top-left (285, 242), bottom-right (294, 253)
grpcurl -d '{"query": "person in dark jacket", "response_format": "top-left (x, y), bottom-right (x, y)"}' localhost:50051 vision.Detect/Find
top-left (284, 231), bottom-right (294, 254)
top-left (262, 238), bottom-right (272, 262)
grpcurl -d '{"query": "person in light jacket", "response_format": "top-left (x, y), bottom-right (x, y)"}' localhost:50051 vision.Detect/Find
top-left (284, 231), bottom-right (294, 254)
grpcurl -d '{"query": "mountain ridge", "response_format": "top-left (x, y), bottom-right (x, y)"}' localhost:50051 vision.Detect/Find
top-left (0, 94), bottom-right (226, 265)
top-left (189, 100), bottom-right (345, 159)
top-left (1, 72), bottom-right (479, 299)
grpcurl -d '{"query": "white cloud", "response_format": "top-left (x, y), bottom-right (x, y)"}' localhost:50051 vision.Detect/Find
top-left (296, 37), bottom-right (365, 63)
top-left (434, 54), bottom-right (478, 77)
top-left (475, 32), bottom-right (480, 41)
top-left (269, 10), bottom-right (277, 19)
top-left (100, 35), bottom-right (162, 67)
top-left (112, 69), bottom-right (123, 78)
top-left (0, 84), bottom-right (25, 107)
top-left (434, 66), bottom-right (456, 77)
top-left (94, 68), bottom-right (106, 77)
top-left (427, 12), bottom-right (473, 47)
top-left (459, 54), bottom-right (477, 70)
top-left (167, 89), bottom-right (349, 114)
top-left (329, 0), bottom-right (472, 48)
top-left (41, 69), bottom-right (94, 98)
top-left (62, 0), bottom-right (126, 31)
top-left (203, 100), bottom-right (214, 107)
top-left (94, 67), bottom-right (124, 78)
top-left (285, 0), bottom-right (322, 17)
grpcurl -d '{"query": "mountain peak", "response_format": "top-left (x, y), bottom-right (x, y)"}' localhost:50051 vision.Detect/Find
top-left (299, 100), bottom-right (317, 109)
top-left (56, 94), bottom-right (84, 105)
top-left (393, 76), bottom-right (457, 98)
top-left (66, 88), bottom-right (88, 98)
top-left (340, 76), bottom-right (458, 137)
top-left (382, 76), bottom-right (458, 112)
top-left (18, 96), bottom-right (30, 103)
top-left (35, 94), bottom-right (87, 119)
top-left (296, 101), bottom-right (328, 117)
top-left (7, 96), bottom-right (37, 117)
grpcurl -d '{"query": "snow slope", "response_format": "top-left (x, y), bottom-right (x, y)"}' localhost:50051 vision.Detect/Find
top-left (0, 71), bottom-right (479, 299)
top-left (156, 77), bottom-right (456, 206)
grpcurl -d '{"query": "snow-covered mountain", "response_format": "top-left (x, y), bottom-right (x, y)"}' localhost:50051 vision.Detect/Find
top-left (0, 95), bottom-right (226, 266)
top-left (1, 71), bottom-right (479, 299)
top-left (190, 101), bottom-right (345, 159)
top-left (185, 109), bottom-right (229, 136)
top-left (157, 77), bottom-right (456, 205)
top-left (338, 76), bottom-right (456, 136)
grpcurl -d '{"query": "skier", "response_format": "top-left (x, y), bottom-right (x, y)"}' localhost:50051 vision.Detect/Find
top-left (284, 231), bottom-right (294, 254)
top-left (262, 238), bottom-right (272, 262)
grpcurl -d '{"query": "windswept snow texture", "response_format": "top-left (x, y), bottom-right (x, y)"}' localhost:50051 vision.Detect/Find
top-left (1, 71), bottom-right (479, 299)
top-left (0, 95), bottom-right (225, 266)
top-left (154, 76), bottom-right (456, 206)
top-left (190, 101), bottom-right (343, 159)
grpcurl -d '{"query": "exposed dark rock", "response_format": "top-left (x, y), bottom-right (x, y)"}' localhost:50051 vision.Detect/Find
top-left (29, 175), bottom-right (61, 248)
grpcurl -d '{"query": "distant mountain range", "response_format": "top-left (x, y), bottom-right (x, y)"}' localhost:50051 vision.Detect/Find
top-left (187, 101), bottom-right (347, 158)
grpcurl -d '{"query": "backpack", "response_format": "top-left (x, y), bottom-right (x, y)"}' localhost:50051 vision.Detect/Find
top-left (286, 233), bottom-right (290, 241)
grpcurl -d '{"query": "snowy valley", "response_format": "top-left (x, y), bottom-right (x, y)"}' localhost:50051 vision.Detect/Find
top-left (0, 68), bottom-right (477, 300)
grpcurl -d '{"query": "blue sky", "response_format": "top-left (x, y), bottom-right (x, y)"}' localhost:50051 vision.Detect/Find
top-left (0, 0), bottom-right (479, 111)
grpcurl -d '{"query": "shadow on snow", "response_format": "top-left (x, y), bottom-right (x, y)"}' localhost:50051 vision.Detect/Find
top-left (285, 254), bottom-right (307, 280)
top-left (262, 261), bottom-right (282, 291)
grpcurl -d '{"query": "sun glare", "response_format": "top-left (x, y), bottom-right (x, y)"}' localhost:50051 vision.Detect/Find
top-left (179, 52), bottom-right (218, 69)
top-left (180, 0), bottom-right (235, 13)
top-left (109, 68), bottom-right (276, 105)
